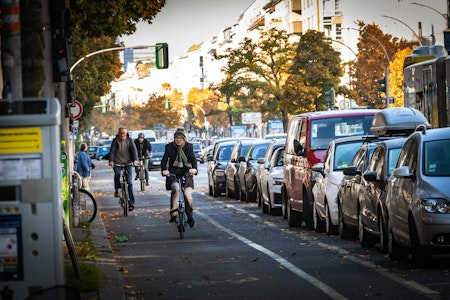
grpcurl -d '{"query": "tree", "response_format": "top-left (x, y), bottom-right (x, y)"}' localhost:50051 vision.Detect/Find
top-left (217, 28), bottom-right (296, 128)
top-left (284, 30), bottom-right (342, 117)
top-left (389, 47), bottom-right (413, 107)
top-left (352, 21), bottom-right (410, 108)
top-left (138, 94), bottom-right (183, 129)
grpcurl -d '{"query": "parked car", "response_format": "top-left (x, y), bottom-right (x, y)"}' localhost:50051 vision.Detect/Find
top-left (148, 141), bottom-right (167, 170)
top-left (312, 136), bottom-right (367, 235)
top-left (207, 141), bottom-right (236, 197)
top-left (264, 133), bottom-right (286, 140)
top-left (338, 107), bottom-right (430, 240)
top-left (283, 109), bottom-right (379, 229)
top-left (386, 126), bottom-right (450, 266)
top-left (259, 144), bottom-right (285, 215)
top-left (192, 141), bottom-right (205, 164)
top-left (359, 137), bottom-right (406, 251)
top-left (257, 138), bottom-right (286, 207)
top-left (87, 146), bottom-right (98, 159)
top-left (237, 140), bottom-right (272, 202)
top-left (224, 140), bottom-right (256, 199)
top-left (96, 145), bottom-right (110, 160)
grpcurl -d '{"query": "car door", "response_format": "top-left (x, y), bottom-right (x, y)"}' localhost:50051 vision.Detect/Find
top-left (314, 143), bottom-right (332, 218)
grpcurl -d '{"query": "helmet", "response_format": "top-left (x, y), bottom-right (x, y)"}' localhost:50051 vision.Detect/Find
top-left (138, 132), bottom-right (145, 138)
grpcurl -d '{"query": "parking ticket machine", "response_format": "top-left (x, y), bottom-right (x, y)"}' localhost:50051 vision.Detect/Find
top-left (0, 98), bottom-right (64, 299)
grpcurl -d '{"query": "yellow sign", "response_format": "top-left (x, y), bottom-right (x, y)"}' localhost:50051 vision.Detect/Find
top-left (0, 127), bottom-right (42, 153)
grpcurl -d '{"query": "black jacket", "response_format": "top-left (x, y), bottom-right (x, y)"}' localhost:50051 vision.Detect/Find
top-left (161, 141), bottom-right (198, 187)
top-left (109, 135), bottom-right (138, 163)
top-left (134, 138), bottom-right (152, 159)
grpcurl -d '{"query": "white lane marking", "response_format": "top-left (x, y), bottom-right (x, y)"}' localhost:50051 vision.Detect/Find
top-left (221, 204), bottom-right (440, 299)
top-left (195, 210), bottom-right (348, 300)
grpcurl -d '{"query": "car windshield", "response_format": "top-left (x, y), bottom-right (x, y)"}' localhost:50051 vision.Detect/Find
top-left (193, 143), bottom-right (201, 151)
top-left (218, 145), bottom-right (234, 160)
top-left (334, 141), bottom-right (363, 170)
top-left (88, 147), bottom-right (97, 152)
top-left (249, 143), bottom-right (269, 160)
top-left (152, 143), bottom-right (166, 152)
top-left (424, 139), bottom-right (450, 176)
top-left (310, 116), bottom-right (373, 150)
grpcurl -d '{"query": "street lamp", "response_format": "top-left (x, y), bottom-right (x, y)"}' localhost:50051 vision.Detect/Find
top-left (381, 15), bottom-right (423, 45)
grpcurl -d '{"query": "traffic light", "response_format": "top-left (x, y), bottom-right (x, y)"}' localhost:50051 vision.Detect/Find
top-left (377, 77), bottom-right (387, 93)
top-left (324, 88), bottom-right (335, 104)
top-left (155, 43), bottom-right (169, 69)
top-left (52, 37), bottom-right (69, 82)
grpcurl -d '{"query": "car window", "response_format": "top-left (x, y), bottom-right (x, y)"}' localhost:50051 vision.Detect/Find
top-left (424, 139), bottom-right (450, 176)
top-left (285, 118), bottom-right (301, 155)
top-left (240, 144), bottom-right (251, 157)
top-left (250, 143), bottom-right (269, 160)
top-left (218, 145), bottom-right (233, 160)
top-left (387, 148), bottom-right (402, 175)
top-left (334, 141), bottom-right (363, 170)
top-left (397, 138), bottom-right (414, 168)
top-left (310, 116), bottom-right (373, 150)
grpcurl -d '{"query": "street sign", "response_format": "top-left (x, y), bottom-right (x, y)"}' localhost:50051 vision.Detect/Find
top-left (242, 112), bottom-right (262, 124)
top-left (71, 100), bottom-right (83, 120)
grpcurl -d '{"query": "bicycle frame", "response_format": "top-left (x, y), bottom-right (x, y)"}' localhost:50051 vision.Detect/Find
top-left (138, 158), bottom-right (146, 191)
top-left (117, 164), bottom-right (131, 216)
top-left (177, 177), bottom-right (186, 239)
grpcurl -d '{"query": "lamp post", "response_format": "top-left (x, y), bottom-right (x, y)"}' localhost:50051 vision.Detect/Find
top-left (411, 1), bottom-right (450, 51)
top-left (381, 15), bottom-right (423, 45)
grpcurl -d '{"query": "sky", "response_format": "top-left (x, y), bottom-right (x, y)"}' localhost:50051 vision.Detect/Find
top-left (120, 0), bottom-right (448, 61)
top-left (120, 0), bottom-right (255, 60)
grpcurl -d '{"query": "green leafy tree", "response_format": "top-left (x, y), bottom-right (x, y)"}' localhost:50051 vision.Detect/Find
top-left (352, 21), bottom-right (410, 108)
top-left (284, 30), bottom-right (342, 117)
top-left (217, 28), bottom-right (296, 127)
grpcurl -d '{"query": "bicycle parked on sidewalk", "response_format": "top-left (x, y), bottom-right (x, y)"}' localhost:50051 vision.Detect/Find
top-left (72, 171), bottom-right (97, 224)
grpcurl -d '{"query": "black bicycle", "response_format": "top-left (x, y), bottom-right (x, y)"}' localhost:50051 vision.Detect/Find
top-left (169, 173), bottom-right (190, 239)
top-left (72, 171), bottom-right (97, 223)
top-left (116, 164), bottom-right (132, 216)
top-left (138, 158), bottom-right (146, 191)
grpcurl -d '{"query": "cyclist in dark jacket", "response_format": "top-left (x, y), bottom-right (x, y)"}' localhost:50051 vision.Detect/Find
top-left (109, 127), bottom-right (138, 211)
top-left (161, 128), bottom-right (198, 227)
top-left (134, 132), bottom-right (152, 185)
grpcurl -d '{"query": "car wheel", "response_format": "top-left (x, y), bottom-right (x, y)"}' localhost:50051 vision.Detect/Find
top-left (247, 189), bottom-right (257, 203)
top-left (303, 191), bottom-right (314, 230)
top-left (262, 190), bottom-right (268, 213)
top-left (313, 203), bottom-right (326, 233)
top-left (287, 198), bottom-right (302, 227)
top-left (268, 189), bottom-right (282, 216)
top-left (208, 185), bottom-right (213, 196)
top-left (256, 187), bottom-right (262, 207)
top-left (338, 202), bottom-right (356, 240)
top-left (359, 208), bottom-right (377, 248)
top-left (388, 217), bottom-right (409, 261)
top-left (325, 201), bottom-right (338, 235)
top-left (378, 211), bottom-right (388, 253)
top-left (240, 188), bottom-right (247, 202)
top-left (234, 177), bottom-right (241, 200)
top-left (212, 184), bottom-right (220, 197)
top-left (410, 217), bottom-right (432, 267)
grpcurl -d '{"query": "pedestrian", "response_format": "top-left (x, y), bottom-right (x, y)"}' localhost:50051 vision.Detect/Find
top-left (109, 127), bottom-right (139, 211)
top-left (161, 128), bottom-right (198, 227)
top-left (134, 132), bottom-right (152, 186)
top-left (76, 143), bottom-right (92, 189)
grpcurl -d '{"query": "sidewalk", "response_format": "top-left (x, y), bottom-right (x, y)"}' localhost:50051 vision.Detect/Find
top-left (70, 203), bottom-right (125, 300)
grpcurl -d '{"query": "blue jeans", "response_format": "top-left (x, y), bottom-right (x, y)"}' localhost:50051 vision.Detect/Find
top-left (113, 165), bottom-right (135, 205)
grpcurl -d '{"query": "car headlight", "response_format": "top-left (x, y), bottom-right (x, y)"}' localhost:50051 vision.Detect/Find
top-left (421, 198), bottom-right (450, 213)
top-left (214, 169), bottom-right (225, 176)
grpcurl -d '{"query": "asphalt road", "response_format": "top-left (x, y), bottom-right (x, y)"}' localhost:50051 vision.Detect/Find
top-left (89, 159), bottom-right (450, 300)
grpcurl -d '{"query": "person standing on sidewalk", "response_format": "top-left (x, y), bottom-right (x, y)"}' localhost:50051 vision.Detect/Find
top-left (109, 127), bottom-right (139, 211)
top-left (161, 128), bottom-right (198, 227)
top-left (76, 143), bottom-right (92, 189)
top-left (134, 132), bottom-right (152, 186)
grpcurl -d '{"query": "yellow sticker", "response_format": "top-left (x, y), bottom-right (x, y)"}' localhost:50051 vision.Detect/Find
top-left (0, 127), bottom-right (42, 153)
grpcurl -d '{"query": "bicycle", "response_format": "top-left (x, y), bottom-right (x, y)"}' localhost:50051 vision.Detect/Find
top-left (169, 173), bottom-right (189, 239)
top-left (116, 163), bottom-right (132, 216)
top-left (138, 158), bottom-right (146, 191)
top-left (72, 171), bottom-right (97, 224)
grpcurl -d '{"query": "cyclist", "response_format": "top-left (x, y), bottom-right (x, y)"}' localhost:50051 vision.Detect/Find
top-left (161, 128), bottom-right (198, 227)
top-left (134, 132), bottom-right (152, 186)
top-left (109, 127), bottom-right (139, 211)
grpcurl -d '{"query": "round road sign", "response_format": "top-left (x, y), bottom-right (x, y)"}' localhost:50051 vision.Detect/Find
top-left (71, 100), bottom-right (83, 120)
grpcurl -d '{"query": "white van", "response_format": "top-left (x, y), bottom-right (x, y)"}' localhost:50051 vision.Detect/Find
top-left (129, 129), bottom-right (157, 142)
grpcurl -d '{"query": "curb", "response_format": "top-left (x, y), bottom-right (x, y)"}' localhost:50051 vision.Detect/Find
top-left (90, 214), bottom-right (126, 300)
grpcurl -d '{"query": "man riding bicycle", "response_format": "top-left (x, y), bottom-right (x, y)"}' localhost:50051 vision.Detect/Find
top-left (109, 127), bottom-right (139, 211)
top-left (161, 128), bottom-right (197, 227)
top-left (134, 132), bottom-right (152, 186)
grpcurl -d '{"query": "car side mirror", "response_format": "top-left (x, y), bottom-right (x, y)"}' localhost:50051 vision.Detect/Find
top-left (207, 155), bottom-right (213, 161)
top-left (238, 156), bottom-right (246, 162)
top-left (312, 163), bottom-right (325, 177)
top-left (293, 139), bottom-right (304, 156)
top-left (257, 158), bottom-right (265, 164)
top-left (363, 171), bottom-right (379, 182)
top-left (393, 166), bottom-right (414, 179)
top-left (343, 166), bottom-right (359, 176)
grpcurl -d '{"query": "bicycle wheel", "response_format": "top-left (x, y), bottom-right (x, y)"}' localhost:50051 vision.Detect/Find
top-left (63, 217), bottom-right (81, 279)
top-left (139, 165), bottom-right (145, 191)
top-left (78, 189), bottom-right (97, 223)
top-left (122, 183), bottom-right (128, 216)
top-left (178, 218), bottom-right (185, 239)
